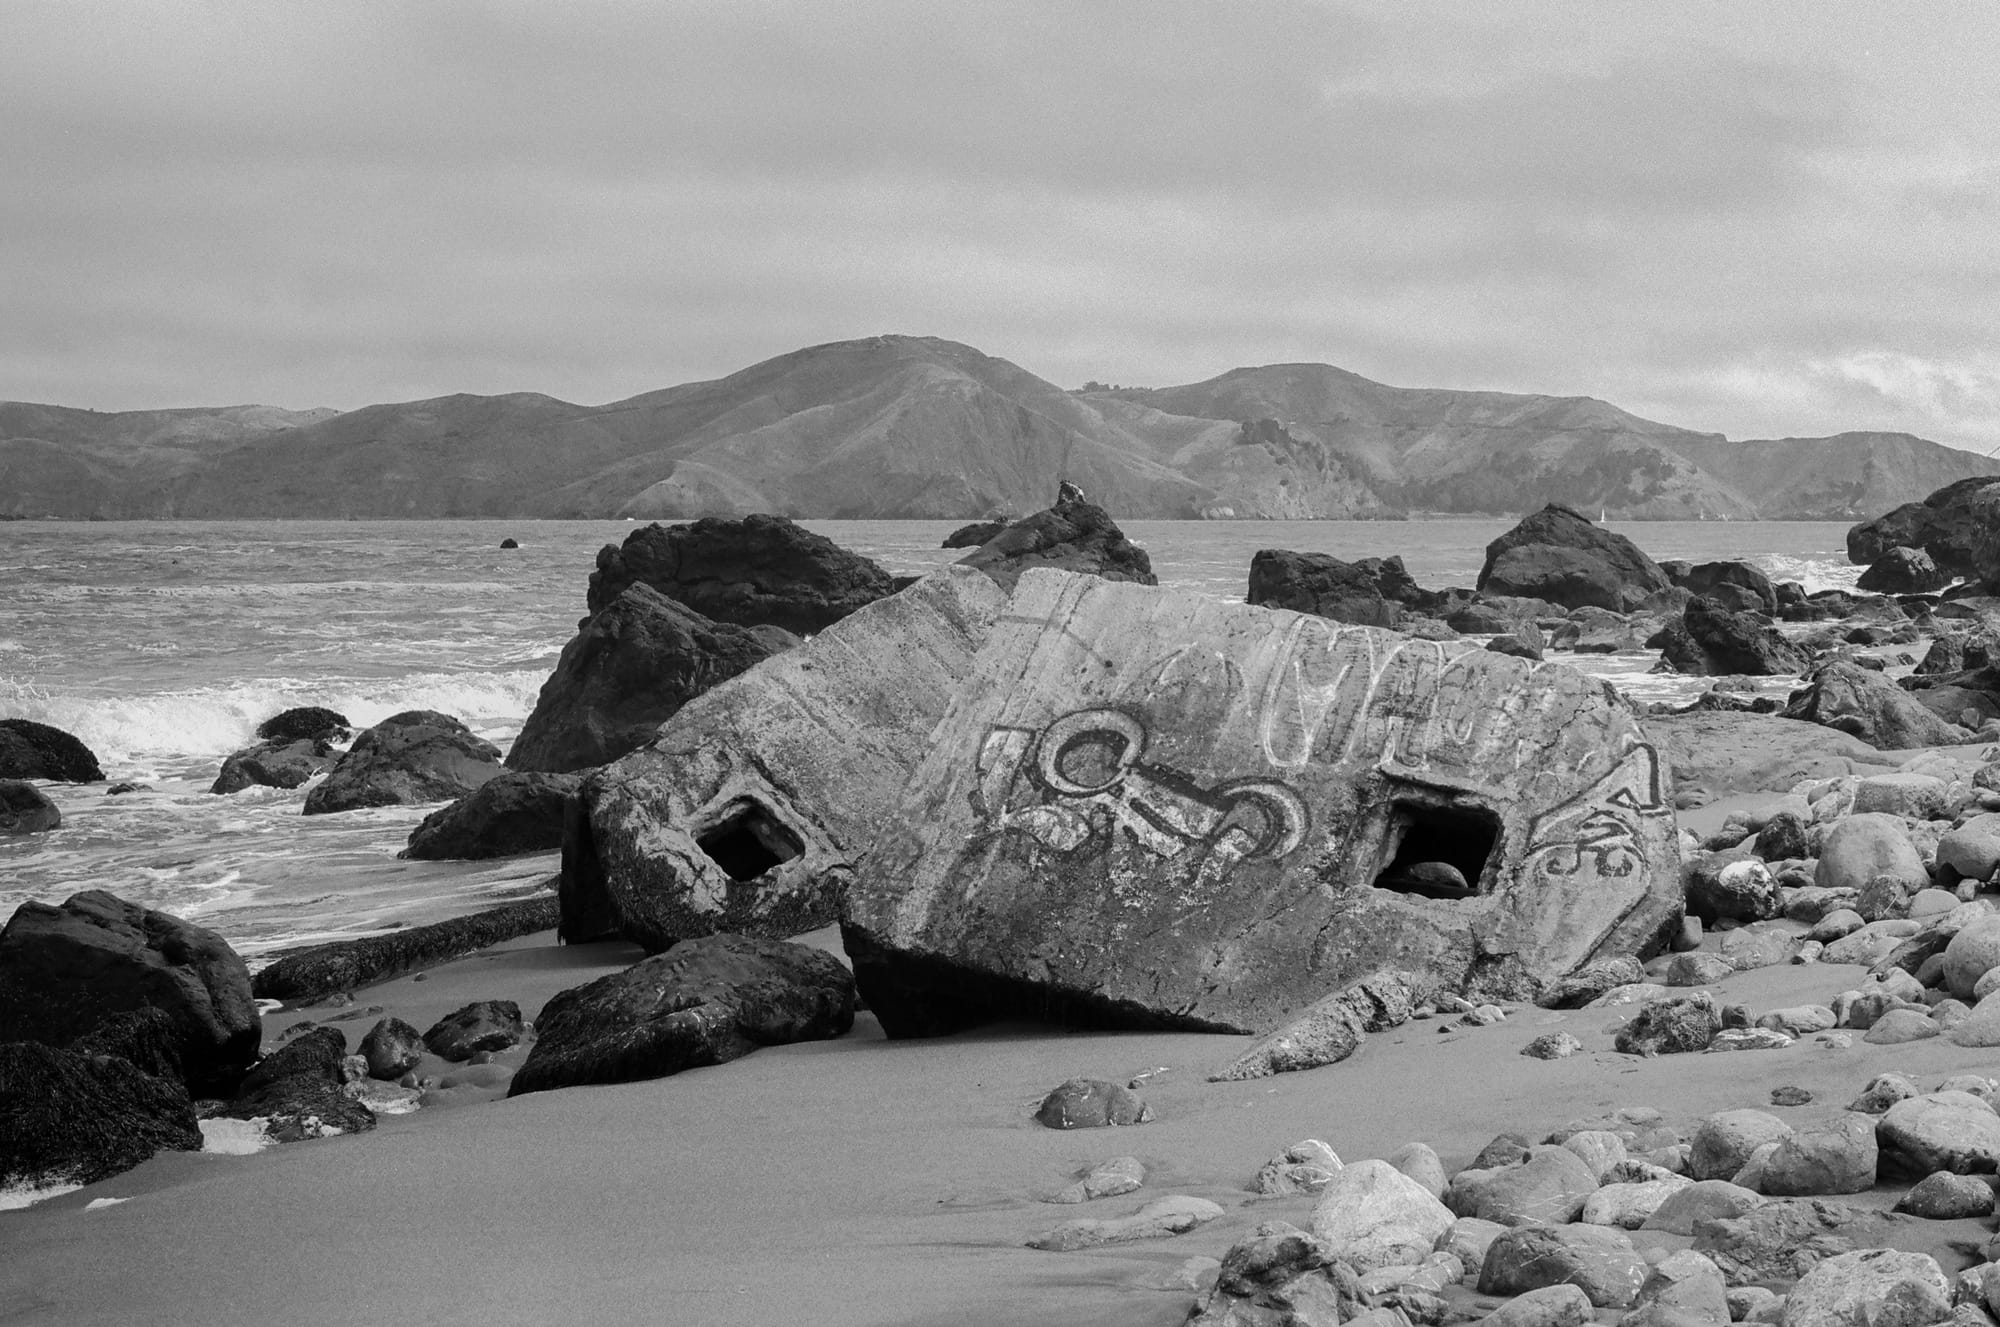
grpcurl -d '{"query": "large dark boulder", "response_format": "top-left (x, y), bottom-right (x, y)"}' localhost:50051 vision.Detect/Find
top-left (251, 894), bottom-right (559, 1003)
top-left (1849, 477), bottom-right (2000, 584)
top-left (0, 779), bottom-right (61, 833)
top-left (509, 933), bottom-right (855, 1097)
top-left (0, 719), bottom-right (103, 783)
top-left (1655, 597), bottom-right (1810, 677)
top-left (217, 1024), bottom-right (374, 1142)
top-left (209, 735), bottom-right (340, 795)
top-left (1246, 550), bottom-right (1423, 627)
top-left (506, 583), bottom-right (796, 774)
top-left (1784, 660), bottom-right (1968, 749)
top-left (1857, 546), bottom-right (1952, 595)
top-left (0, 1041), bottom-right (202, 1190)
top-left (941, 520), bottom-right (1007, 549)
top-left (1675, 560), bottom-right (1777, 615)
top-left (953, 483), bottom-right (1156, 593)
top-left (0, 890), bottom-right (260, 1097)
top-left (255, 707), bottom-right (351, 744)
top-left (301, 710), bottom-right (503, 815)
top-left (586, 514), bottom-right (896, 633)
top-left (68, 1007), bottom-right (188, 1086)
top-left (402, 771), bottom-right (581, 860)
top-left (1476, 504), bottom-right (1674, 611)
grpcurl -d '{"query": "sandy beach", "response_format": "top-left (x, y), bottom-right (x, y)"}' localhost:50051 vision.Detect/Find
top-left (6, 886), bottom-right (1996, 1327)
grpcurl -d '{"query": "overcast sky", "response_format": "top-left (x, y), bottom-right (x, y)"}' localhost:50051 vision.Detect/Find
top-left (6, 2), bottom-right (1998, 451)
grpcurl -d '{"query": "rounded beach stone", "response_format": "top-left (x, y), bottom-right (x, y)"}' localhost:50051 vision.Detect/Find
top-left (1640, 1180), bottom-right (1763, 1235)
top-left (1849, 1073), bottom-right (1921, 1114)
top-left (1808, 909), bottom-right (1865, 943)
top-left (1309, 1159), bottom-right (1456, 1273)
top-left (1691, 1111), bottom-right (1794, 1183)
top-left (1779, 1247), bottom-right (1949, 1327)
top-left (1632, 1249), bottom-right (1730, 1324)
top-left (1876, 1092), bottom-right (2000, 1176)
top-left (1938, 814), bottom-right (2000, 881)
top-left (1034, 1078), bottom-right (1151, 1129)
top-left (1851, 774), bottom-right (1950, 822)
top-left (1561, 1130), bottom-right (1628, 1182)
top-left (1668, 953), bottom-right (1735, 986)
top-left (1944, 916), bottom-right (2000, 1000)
top-left (1815, 816), bottom-right (1928, 896)
top-left (1476, 1284), bottom-right (1593, 1327)
top-left (1390, 1142), bottom-right (1447, 1199)
top-left (1911, 889), bottom-right (1961, 919)
top-left (1864, 1009), bottom-right (1941, 1044)
top-left (1758, 1114), bottom-right (1878, 1197)
top-left (1578, 1178), bottom-right (1690, 1229)
top-left (1255, 1139), bottom-right (1342, 1195)
top-left (1478, 1223), bottom-right (1649, 1308)
top-left (1049, 1155), bottom-right (1146, 1204)
top-left (1896, 1171), bottom-right (1995, 1219)
top-left (1449, 1145), bottom-right (1600, 1226)
top-left (0, 781), bottom-right (61, 834)
top-left (1439, 1216), bottom-right (1507, 1273)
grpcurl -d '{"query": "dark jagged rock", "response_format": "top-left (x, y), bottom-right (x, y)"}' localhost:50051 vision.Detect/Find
top-left (1848, 477), bottom-right (2000, 584)
top-left (0, 1041), bottom-right (202, 1189)
top-left (845, 571), bottom-right (1681, 1047)
top-left (359, 1017), bottom-right (424, 1080)
top-left (301, 709), bottom-right (503, 815)
top-left (1246, 549), bottom-right (1422, 627)
top-left (1538, 956), bottom-right (1647, 1009)
top-left (209, 735), bottom-right (339, 795)
top-left (506, 583), bottom-right (795, 774)
top-left (1614, 993), bottom-right (1721, 1055)
top-left (402, 771), bottom-right (581, 860)
top-left (0, 779), bottom-right (61, 833)
top-left (941, 520), bottom-right (1007, 549)
top-left (0, 718), bottom-right (103, 783)
top-left (1784, 660), bottom-right (1968, 749)
top-left (1858, 546), bottom-right (1951, 595)
top-left (1655, 596), bottom-right (1809, 677)
top-left (586, 514), bottom-right (896, 633)
top-left (254, 707), bottom-right (351, 744)
top-left (250, 894), bottom-right (560, 1003)
top-left (422, 1000), bottom-right (523, 1061)
top-left (218, 1025), bottom-right (375, 1142)
top-left (1476, 505), bottom-right (1675, 612)
top-left (499, 537), bottom-right (519, 549)
top-left (68, 1007), bottom-right (187, 1087)
top-left (1675, 561), bottom-right (1777, 614)
top-left (508, 933), bottom-right (854, 1096)
top-left (0, 890), bottom-right (259, 1097)
top-left (1913, 631), bottom-right (1997, 677)
top-left (953, 485), bottom-right (1156, 592)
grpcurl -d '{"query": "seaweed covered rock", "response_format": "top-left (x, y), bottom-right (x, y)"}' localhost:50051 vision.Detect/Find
top-left (1857, 547), bottom-right (1951, 596)
top-left (0, 890), bottom-right (259, 1096)
top-left (402, 771), bottom-right (580, 860)
top-left (250, 895), bottom-right (559, 1003)
top-left (0, 779), bottom-right (61, 833)
top-left (422, 1000), bottom-right (523, 1061)
top-left (217, 1025), bottom-right (374, 1143)
top-left (953, 483), bottom-right (1155, 592)
top-left (0, 1040), bottom-right (202, 1190)
top-left (508, 933), bottom-right (854, 1096)
top-left (1848, 477), bottom-right (2000, 585)
top-left (0, 718), bottom-right (102, 783)
top-left (507, 583), bottom-right (795, 774)
top-left (941, 520), bottom-right (1007, 549)
top-left (210, 735), bottom-right (340, 795)
top-left (255, 707), bottom-right (351, 744)
top-left (586, 514), bottom-right (895, 632)
top-left (1476, 505), bottom-right (1674, 612)
top-left (1656, 597), bottom-right (1809, 677)
top-left (1675, 561), bottom-right (1778, 615)
top-left (301, 710), bottom-right (503, 815)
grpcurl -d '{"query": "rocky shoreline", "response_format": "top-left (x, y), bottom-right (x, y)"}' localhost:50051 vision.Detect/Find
top-left (12, 478), bottom-right (2000, 1324)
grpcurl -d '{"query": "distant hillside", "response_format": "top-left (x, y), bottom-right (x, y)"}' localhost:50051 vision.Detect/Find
top-left (6, 336), bottom-right (1996, 519)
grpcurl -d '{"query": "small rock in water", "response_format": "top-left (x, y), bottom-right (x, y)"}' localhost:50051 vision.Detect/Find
top-left (499, 537), bottom-right (519, 549)
top-left (1046, 1155), bottom-right (1146, 1204)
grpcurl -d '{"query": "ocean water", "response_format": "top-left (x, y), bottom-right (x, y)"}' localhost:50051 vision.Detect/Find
top-left (0, 517), bottom-right (1864, 958)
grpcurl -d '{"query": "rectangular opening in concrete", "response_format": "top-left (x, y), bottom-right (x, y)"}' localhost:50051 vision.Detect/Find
top-left (1371, 802), bottom-right (1499, 900)
top-left (696, 800), bottom-right (804, 882)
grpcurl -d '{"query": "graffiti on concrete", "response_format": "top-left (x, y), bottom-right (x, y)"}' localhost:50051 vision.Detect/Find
top-left (973, 708), bottom-right (1307, 888)
top-left (1521, 742), bottom-right (1668, 881)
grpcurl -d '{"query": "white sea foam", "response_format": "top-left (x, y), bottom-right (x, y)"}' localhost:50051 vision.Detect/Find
top-left (0, 1180), bottom-right (84, 1211)
top-left (199, 1118), bottom-right (275, 1155)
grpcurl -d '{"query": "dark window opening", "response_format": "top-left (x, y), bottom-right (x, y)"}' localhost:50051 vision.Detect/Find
top-left (696, 801), bottom-right (804, 882)
top-left (1372, 803), bottom-right (1500, 900)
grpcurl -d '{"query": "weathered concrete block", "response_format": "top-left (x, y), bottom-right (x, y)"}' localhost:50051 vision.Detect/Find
top-left (844, 570), bottom-right (1681, 1045)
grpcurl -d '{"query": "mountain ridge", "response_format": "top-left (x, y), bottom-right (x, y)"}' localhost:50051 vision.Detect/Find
top-left (5, 334), bottom-right (1994, 520)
